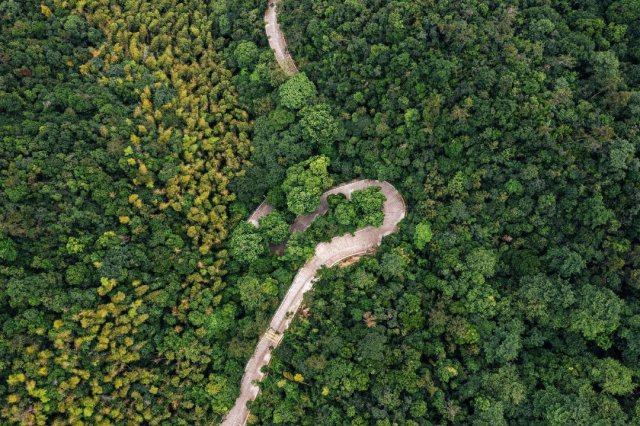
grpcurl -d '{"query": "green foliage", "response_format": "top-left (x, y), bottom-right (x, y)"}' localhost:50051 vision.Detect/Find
top-left (0, 1), bottom-right (252, 423)
top-left (299, 103), bottom-right (343, 154)
top-left (3, 0), bottom-right (640, 424)
top-left (259, 211), bottom-right (290, 244)
top-left (413, 222), bottom-right (432, 250)
top-left (333, 198), bottom-right (357, 226)
top-left (0, 235), bottom-right (17, 261)
top-left (282, 155), bottom-right (333, 215)
top-left (351, 186), bottom-right (386, 227)
top-left (234, 40), bottom-right (260, 68)
top-left (237, 274), bottom-right (279, 311)
top-left (592, 358), bottom-right (636, 396)
top-left (466, 248), bottom-right (497, 278)
top-left (303, 188), bottom-right (387, 243)
top-left (608, 0), bottom-right (640, 24)
top-left (283, 231), bottom-right (315, 266)
top-left (240, 0), bottom-right (640, 423)
top-left (229, 222), bottom-right (267, 263)
top-left (570, 285), bottom-right (623, 347)
top-left (278, 72), bottom-right (317, 110)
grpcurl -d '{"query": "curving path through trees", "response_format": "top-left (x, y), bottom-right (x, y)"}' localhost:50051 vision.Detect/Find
top-left (223, 6), bottom-right (406, 425)
top-left (221, 180), bottom-right (405, 426)
top-left (264, 0), bottom-right (298, 75)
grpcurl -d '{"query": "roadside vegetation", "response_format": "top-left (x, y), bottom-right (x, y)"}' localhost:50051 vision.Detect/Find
top-left (227, 0), bottom-right (640, 424)
top-left (0, 0), bottom-right (639, 425)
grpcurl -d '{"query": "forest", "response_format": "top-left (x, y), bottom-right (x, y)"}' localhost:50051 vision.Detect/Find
top-left (1, 0), bottom-right (639, 425)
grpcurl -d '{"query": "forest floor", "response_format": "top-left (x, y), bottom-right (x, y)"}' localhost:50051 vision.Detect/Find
top-left (264, 0), bottom-right (298, 75)
top-left (221, 180), bottom-right (406, 425)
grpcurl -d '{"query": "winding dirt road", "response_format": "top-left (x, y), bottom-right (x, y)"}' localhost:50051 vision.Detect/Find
top-left (223, 6), bottom-right (406, 425)
top-left (264, 0), bottom-right (298, 75)
top-left (221, 180), bottom-right (405, 426)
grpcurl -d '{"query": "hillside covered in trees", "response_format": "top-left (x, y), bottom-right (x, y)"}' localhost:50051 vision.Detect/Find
top-left (1, 0), bottom-right (640, 425)
top-left (0, 0), bottom-right (252, 423)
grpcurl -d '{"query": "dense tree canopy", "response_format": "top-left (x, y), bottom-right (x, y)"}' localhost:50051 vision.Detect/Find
top-left (0, 0), bottom-right (253, 423)
top-left (1, 0), bottom-right (639, 424)
top-left (282, 155), bottom-right (334, 215)
top-left (228, 0), bottom-right (640, 424)
top-left (279, 72), bottom-right (317, 110)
